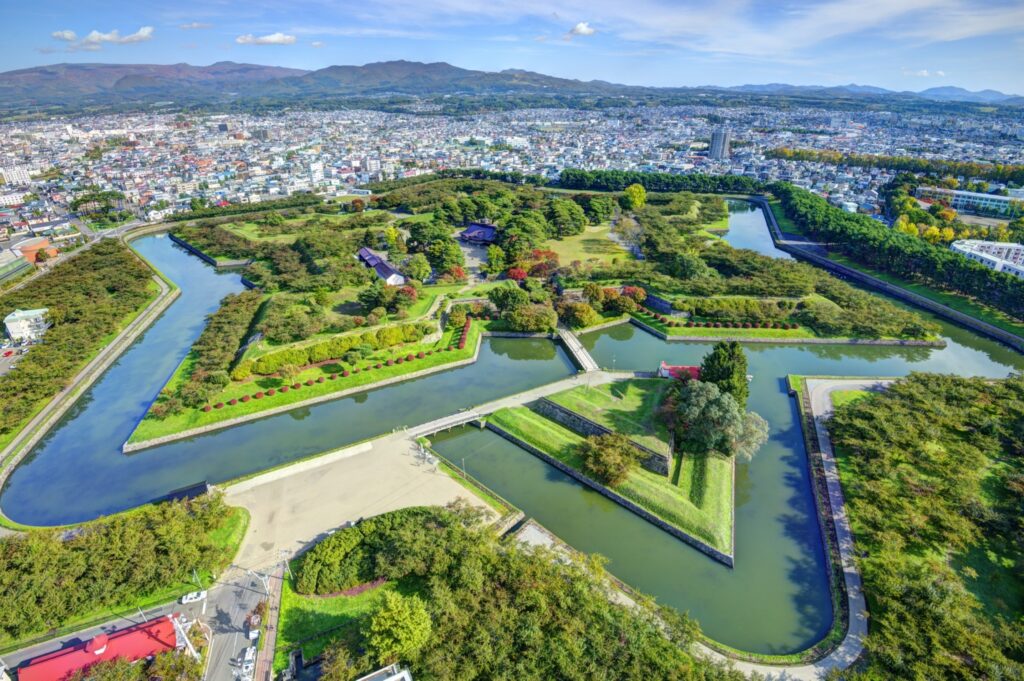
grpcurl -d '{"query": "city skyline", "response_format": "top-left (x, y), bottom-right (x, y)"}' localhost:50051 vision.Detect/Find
top-left (5, 0), bottom-right (1024, 93)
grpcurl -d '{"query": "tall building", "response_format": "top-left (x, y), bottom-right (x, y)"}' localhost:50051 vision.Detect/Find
top-left (709, 129), bottom-right (732, 160)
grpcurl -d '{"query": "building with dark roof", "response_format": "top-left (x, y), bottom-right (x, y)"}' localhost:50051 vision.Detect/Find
top-left (458, 222), bottom-right (498, 244)
top-left (357, 247), bottom-right (406, 286)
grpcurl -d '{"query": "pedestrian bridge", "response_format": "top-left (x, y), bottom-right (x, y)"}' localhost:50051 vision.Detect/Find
top-left (557, 328), bottom-right (600, 372)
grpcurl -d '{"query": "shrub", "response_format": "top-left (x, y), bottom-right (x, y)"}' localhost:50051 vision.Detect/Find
top-left (254, 392), bottom-right (264, 399)
top-left (228, 399), bottom-right (237, 406)
top-left (280, 386), bottom-right (289, 393)
top-left (214, 402), bottom-right (224, 409)
top-left (575, 433), bottom-right (639, 486)
top-left (406, 354), bottom-right (415, 361)
top-left (317, 376), bottom-right (325, 383)
top-left (306, 379), bottom-right (314, 386)
top-left (331, 373), bottom-right (338, 379)
top-left (342, 370), bottom-right (350, 377)
top-left (376, 363), bottom-right (383, 369)
top-left (387, 359), bottom-right (394, 366)
top-left (203, 405), bottom-right (212, 412)
top-left (396, 357), bottom-right (404, 364)
top-left (686, 321), bottom-right (694, 327)
top-left (417, 351), bottom-right (425, 359)
top-left (267, 388), bottom-right (276, 396)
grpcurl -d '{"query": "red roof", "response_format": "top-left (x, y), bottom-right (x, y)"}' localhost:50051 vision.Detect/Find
top-left (19, 615), bottom-right (179, 681)
top-left (659, 362), bottom-right (700, 381)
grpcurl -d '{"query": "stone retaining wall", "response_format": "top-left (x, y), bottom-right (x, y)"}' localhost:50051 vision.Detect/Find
top-left (532, 398), bottom-right (671, 475)
top-left (753, 196), bottom-right (1024, 353)
top-left (485, 422), bottom-right (734, 567)
top-left (167, 233), bottom-right (252, 269)
top-left (628, 317), bottom-right (946, 347)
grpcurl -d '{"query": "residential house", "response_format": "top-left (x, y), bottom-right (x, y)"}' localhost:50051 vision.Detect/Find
top-left (357, 247), bottom-right (406, 286)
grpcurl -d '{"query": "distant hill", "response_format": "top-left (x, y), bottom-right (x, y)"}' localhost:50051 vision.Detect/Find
top-left (0, 59), bottom-right (1018, 113)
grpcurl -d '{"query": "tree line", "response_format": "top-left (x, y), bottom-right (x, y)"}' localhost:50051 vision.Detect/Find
top-left (361, 168), bottom-right (547, 193)
top-left (767, 147), bottom-right (1024, 185)
top-left (0, 240), bottom-right (155, 443)
top-left (772, 183), bottom-right (1024, 321)
top-left (0, 494), bottom-right (235, 640)
top-left (558, 168), bottom-right (765, 194)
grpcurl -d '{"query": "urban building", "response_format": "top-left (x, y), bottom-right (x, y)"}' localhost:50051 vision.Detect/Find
top-left (458, 222), bottom-right (498, 244)
top-left (916, 187), bottom-right (1022, 217)
top-left (4, 308), bottom-right (50, 342)
top-left (709, 129), bottom-right (732, 160)
top-left (15, 236), bottom-right (58, 264)
top-left (950, 239), bottom-right (1024, 279)
top-left (17, 615), bottom-right (183, 681)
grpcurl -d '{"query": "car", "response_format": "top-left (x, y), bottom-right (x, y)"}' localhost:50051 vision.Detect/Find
top-left (2, 350), bottom-right (13, 357)
top-left (180, 590), bottom-right (207, 604)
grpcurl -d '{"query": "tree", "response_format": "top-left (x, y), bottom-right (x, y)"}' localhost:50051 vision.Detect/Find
top-left (582, 283), bottom-right (606, 310)
top-left (488, 285), bottom-right (529, 312)
top-left (404, 253), bottom-right (431, 282)
top-left (668, 381), bottom-right (767, 458)
top-left (351, 198), bottom-right (365, 213)
top-left (559, 301), bottom-right (601, 329)
top-left (700, 341), bottom-right (749, 408)
top-left (576, 433), bottom-right (638, 486)
top-left (505, 304), bottom-right (558, 332)
top-left (366, 591), bottom-right (432, 665)
top-left (485, 245), bottom-right (506, 274)
top-left (623, 183), bottom-right (647, 210)
top-left (425, 240), bottom-right (464, 273)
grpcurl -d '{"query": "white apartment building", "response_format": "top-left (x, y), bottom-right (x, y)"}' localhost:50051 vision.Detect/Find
top-left (917, 186), bottom-right (1022, 217)
top-left (4, 308), bottom-right (49, 342)
top-left (1, 166), bottom-right (32, 185)
top-left (951, 240), bottom-right (1024, 279)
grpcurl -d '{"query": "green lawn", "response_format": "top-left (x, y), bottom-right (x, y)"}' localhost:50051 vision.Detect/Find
top-left (829, 389), bottom-right (869, 409)
top-left (487, 407), bottom-right (732, 553)
top-left (130, 324), bottom-right (480, 444)
top-left (828, 254), bottom-right (1024, 338)
top-left (222, 212), bottom-right (378, 245)
top-left (544, 224), bottom-right (629, 265)
top-left (769, 199), bottom-right (808, 236)
top-left (630, 310), bottom-right (819, 340)
top-left (0, 506), bottom-right (249, 653)
top-left (457, 280), bottom-right (514, 298)
top-left (546, 379), bottom-right (672, 455)
top-left (699, 214), bottom-right (730, 233)
top-left (273, 575), bottom-right (420, 672)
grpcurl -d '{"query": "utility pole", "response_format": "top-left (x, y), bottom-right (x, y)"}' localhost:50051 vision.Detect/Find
top-left (247, 569), bottom-right (270, 597)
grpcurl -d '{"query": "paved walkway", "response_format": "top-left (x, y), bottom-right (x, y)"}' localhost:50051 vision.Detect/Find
top-left (698, 378), bottom-right (885, 680)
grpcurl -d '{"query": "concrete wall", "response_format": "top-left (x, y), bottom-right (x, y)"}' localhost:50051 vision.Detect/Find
top-left (485, 421), bottom-right (733, 567)
top-left (532, 398), bottom-right (671, 475)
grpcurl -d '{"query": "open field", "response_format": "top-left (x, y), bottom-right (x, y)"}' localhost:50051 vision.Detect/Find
top-left (545, 224), bottom-right (629, 265)
top-left (487, 406), bottom-right (732, 553)
top-left (545, 379), bottom-right (672, 455)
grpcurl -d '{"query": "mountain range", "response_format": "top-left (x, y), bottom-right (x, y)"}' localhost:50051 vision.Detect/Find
top-left (1, 60), bottom-right (1020, 110)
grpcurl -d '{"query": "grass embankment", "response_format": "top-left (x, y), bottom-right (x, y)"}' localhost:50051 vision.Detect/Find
top-left (829, 389), bottom-right (869, 408)
top-left (768, 199), bottom-right (807, 236)
top-left (544, 223), bottom-right (629, 265)
top-left (545, 379), bottom-right (671, 455)
top-left (828, 254), bottom-right (1024, 338)
top-left (487, 406), bottom-right (732, 553)
top-left (0, 506), bottom-right (249, 653)
top-left (273, 574), bottom-right (418, 673)
top-left (129, 324), bottom-right (481, 444)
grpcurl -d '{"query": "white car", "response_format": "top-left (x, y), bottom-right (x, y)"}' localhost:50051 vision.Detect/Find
top-left (180, 590), bottom-right (207, 604)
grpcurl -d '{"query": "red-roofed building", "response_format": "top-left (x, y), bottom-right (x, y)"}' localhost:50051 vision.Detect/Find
top-left (658, 362), bottom-right (700, 381)
top-left (18, 615), bottom-right (180, 681)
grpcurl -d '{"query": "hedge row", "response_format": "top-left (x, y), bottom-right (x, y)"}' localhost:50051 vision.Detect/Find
top-left (202, 345), bottom-right (452, 412)
top-left (234, 322), bottom-right (434, 378)
top-left (639, 308), bottom-right (799, 330)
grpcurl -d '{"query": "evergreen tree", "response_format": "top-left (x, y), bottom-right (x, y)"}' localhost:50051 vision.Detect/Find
top-left (700, 341), bottom-right (749, 408)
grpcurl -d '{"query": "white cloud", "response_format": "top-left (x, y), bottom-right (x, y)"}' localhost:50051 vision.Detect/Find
top-left (568, 21), bottom-right (595, 37)
top-left (311, 40), bottom-right (325, 48)
top-left (56, 26), bottom-right (153, 51)
top-left (236, 32), bottom-right (297, 45)
top-left (902, 68), bottom-right (946, 77)
top-left (179, 22), bottom-right (212, 30)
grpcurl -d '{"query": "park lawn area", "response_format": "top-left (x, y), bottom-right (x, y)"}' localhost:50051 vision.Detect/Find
top-left (487, 407), bottom-right (732, 553)
top-left (630, 309), bottom-right (818, 340)
top-left (273, 576), bottom-right (421, 673)
top-left (546, 379), bottom-right (671, 455)
top-left (545, 224), bottom-right (629, 265)
top-left (768, 199), bottom-right (808, 237)
top-left (0, 277), bottom-right (162, 457)
top-left (829, 253), bottom-right (1024, 339)
top-left (457, 279), bottom-right (514, 298)
top-left (0, 505), bottom-right (248, 653)
top-left (830, 389), bottom-right (870, 409)
top-left (699, 214), bottom-right (730, 233)
top-left (392, 212), bottom-right (436, 224)
top-left (129, 324), bottom-right (480, 444)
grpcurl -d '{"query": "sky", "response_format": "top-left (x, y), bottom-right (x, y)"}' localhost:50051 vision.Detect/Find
top-left (5, 0), bottom-right (1024, 94)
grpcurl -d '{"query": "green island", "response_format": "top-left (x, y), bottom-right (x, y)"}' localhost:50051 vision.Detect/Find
top-left (829, 373), bottom-right (1024, 680)
top-left (272, 504), bottom-right (748, 680)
